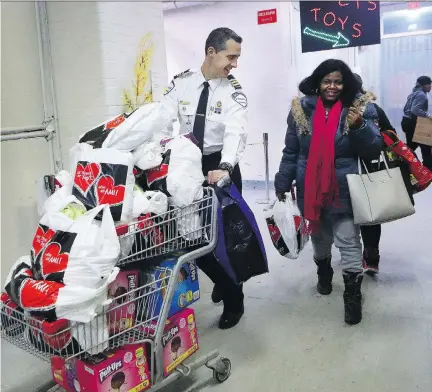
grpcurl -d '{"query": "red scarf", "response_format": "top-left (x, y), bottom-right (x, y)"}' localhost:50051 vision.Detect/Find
top-left (304, 97), bottom-right (342, 231)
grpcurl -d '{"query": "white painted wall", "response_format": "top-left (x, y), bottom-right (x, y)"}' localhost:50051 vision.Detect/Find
top-left (163, 1), bottom-right (356, 182)
top-left (47, 1), bottom-right (168, 170)
top-left (1, 2), bottom-right (51, 280)
top-left (1, 1), bottom-right (168, 281)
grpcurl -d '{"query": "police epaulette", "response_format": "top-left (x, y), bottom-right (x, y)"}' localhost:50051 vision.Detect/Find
top-left (227, 74), bottom-right (242, 90)
top-left (173, 69), bottom-right (191, 79)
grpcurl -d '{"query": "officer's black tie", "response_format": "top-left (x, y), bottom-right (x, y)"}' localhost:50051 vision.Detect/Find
top-left (192, 81), bottom-right (210, 152)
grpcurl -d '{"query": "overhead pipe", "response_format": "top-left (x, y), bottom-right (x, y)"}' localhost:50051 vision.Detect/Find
top-left (35, 1), bottom-right (64, 172)
top-left (1, 125), bottom-right (47, 136)
top-left (162, 1), bottom-right (216, 11)
top-left (1, 130), bottom-right (51, 142)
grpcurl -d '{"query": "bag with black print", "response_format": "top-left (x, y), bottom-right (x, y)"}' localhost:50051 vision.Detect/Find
top-left (69, 143), bottom-right (135, 222)
top-left (31, 204), bottom-right (120, 289)
top-left (5, 255), bottom-right (119, 324)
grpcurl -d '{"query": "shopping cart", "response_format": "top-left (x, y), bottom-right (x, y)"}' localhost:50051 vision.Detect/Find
top-left (1, 187), bottom-right (232, 391)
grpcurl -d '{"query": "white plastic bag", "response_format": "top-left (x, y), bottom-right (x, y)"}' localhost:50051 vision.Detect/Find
top-left (265, 193), bottom-right (309, 259)
top-left (31, 204), bottom-right (120, 289)
top-left (36, 171), bottom-right (73, 217)
top-left (69, 143), bottom-right (135, 222)
top-left (101, 102), bottom-right (177, 152)
top-left (4, 255), bottom-right (119, 323)
top-left (165, 135), bottom-right (204, 207)
top-left (175, 204), bottom-right (202, 241)
top-left (132, 186), bottom-right (168, 218)
top-left (132, 140), bottom-right (163, 171)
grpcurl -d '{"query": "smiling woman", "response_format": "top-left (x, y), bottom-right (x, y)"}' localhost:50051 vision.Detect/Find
top-left (275, 59), bottom-right (384, 326)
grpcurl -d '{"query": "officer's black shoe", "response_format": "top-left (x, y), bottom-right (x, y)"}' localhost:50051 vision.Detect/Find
top-left (218, 305), bottom-right (244, 330)
top-left (211, 284), bottom-right (223, 304)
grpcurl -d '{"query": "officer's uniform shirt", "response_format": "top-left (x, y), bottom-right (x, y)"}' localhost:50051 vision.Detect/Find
top-left (162, 68), bottom-right (248, 167)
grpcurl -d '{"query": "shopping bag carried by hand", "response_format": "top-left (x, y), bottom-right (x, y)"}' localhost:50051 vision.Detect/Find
top-left (265, 188), bottom-right (309, 259)
top-left (213, 182), bottom-right (268, 285)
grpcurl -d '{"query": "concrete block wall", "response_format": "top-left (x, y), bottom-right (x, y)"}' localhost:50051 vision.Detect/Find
top-left (47, 1), bottom-right (168, 170)
top-left (1, 1), bottom-right (168, 280)
top-left (1, 2), bottom-right (51, 280)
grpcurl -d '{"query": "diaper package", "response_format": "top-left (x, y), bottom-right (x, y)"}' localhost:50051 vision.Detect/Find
top-left (107, 270), bottom-right (140, 336)
top-left (140, 308), bottom-right (198, 377)
top-left (51, 343), bottom-right (151, 392)
top-left (140, 253), bottom-right (200, 319)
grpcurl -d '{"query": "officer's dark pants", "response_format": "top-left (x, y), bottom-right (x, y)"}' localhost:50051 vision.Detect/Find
top-left (197, 151), bottom-right (244, 313)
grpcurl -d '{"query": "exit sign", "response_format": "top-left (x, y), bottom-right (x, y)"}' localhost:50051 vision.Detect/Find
top-left (258, 9), bottom-right (277, 25)
top-left (408, 1), bottom-right (420, 9)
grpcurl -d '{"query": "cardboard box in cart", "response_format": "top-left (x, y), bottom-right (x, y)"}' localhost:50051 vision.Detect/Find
top-left (51, 344), bottom-right (151, 392)
top-left (107, 270), bottom-right (140, 336)
top-left (413, 116), bottom-right (432, 147)
top-left (141, 307), bottom-right (199, 377)
top-left (141, 252), bottom-right (200, 318)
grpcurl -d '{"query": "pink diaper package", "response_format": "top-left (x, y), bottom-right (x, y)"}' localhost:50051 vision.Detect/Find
top-left (107, 270), bottom-right (139, 336)
top-left (140, 307), bottom-right (199, 376)
top-left (51, 343), bottom-right (151, 392)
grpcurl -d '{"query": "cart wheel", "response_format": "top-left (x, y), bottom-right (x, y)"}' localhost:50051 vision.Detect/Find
top-left (213, 358), bottom-right (231, 383)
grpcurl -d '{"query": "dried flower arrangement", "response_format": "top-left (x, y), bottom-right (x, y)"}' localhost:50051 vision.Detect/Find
top-left (122, 33), bottom-right (155, 112)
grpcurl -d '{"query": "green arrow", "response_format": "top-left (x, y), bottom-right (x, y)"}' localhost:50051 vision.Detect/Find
top-left (303, 27), bottom-right (350, 48)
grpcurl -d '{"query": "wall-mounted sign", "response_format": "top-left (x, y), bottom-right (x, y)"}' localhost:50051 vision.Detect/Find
top-left (299, 1), bottom-right (381, 53)
top-left (258, 8), bottom-right (277, 25)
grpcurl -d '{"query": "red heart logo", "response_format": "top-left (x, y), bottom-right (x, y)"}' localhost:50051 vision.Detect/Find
top-left (294, 216), bottom-right (302, 232)
top-left (41, 243), bottom-right (69, 277)
top-left (96, 175), bottom-right (125, 206)
top-left (20, 279), bottom-right (64, 309)
top-left (74, 162), bottom-right (101, 194)
top-left (105, 114), bottom-right (126, 130)
top-left (267, 223), bottom-right (281, 244)
top-left (137, 213), bottom-right (154, 236)
top-left (32, 225), bottom-right (56, 257)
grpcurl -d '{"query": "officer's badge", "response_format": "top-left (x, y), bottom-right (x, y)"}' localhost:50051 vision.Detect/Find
top-left (215, 101), bottom-right (222, 114)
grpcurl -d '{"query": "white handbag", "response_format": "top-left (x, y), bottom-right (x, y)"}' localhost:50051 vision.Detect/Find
top-left (346, 152), bottom-right (415, 225)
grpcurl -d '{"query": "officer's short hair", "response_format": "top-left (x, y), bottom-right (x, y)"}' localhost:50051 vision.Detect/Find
top-left (205, 28), bottom-right (242, 54)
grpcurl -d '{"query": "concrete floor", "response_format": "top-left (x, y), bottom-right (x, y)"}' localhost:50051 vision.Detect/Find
top-left (2, 187), bottom-right (432, 392)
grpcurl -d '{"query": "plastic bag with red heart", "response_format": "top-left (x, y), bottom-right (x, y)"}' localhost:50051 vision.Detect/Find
top-left (24, 316), bottom-right (82, 356)
top-left (143, 149), bottom-right (171, 196)
top-left (78, 113), bottom-right (129, 147)
top-left (5, 254), bottom-right (119, 323)
top-left (129, 213), bottom-right (174, 256)
top-left (30, 205), bottom-right (120, 290)
top-left (70, 143), bottom-right (135, 222)
top-left (1, 292), bottom-right (25, 337)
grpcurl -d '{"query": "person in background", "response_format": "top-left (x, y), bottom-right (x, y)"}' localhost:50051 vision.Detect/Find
top-left (274, 60), bottom-right (383, 325)
top-left (162, 27), bottom-right (248, 329)
top-left (401, 76), bottom-right (432, 170)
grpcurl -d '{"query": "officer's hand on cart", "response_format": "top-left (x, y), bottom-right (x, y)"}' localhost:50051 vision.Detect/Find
top-left (208, 170), bottom-right (229, 185)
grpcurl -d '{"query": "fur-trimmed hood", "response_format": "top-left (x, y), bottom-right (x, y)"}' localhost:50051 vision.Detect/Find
top-left (291, 91), bottom-right (377, 135)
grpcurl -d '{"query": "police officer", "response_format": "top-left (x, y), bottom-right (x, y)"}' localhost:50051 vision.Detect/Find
top-left (162, 27), bottom-right (248, 329)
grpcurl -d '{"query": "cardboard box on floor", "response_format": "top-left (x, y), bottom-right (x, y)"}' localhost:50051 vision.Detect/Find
top-left (413, 117), bottom-right (432, 147)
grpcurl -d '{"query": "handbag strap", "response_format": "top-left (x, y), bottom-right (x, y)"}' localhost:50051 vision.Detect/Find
top-left (358, 151), bottom-right (392, 181)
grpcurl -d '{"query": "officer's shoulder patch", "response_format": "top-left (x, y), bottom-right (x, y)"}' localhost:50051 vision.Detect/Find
top-left (232, 91), bottom-right (247, 108)
top-left (173, 69), bottom-right (192, 79)
top-left (227, 74), bottom-right (242, 90)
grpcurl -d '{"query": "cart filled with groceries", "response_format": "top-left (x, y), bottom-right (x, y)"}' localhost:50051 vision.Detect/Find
top-left (1, 103), bottom-right (232, 392)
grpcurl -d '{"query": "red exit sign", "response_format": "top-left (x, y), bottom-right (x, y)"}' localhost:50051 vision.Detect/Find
top-left (258, 8), bottom-right (277, 25)
top-left (408, 1), bottom-right (420, 9)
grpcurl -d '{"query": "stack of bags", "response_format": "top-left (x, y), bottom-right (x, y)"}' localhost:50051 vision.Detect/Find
top-left (2, 102), bottom-right (207, 357)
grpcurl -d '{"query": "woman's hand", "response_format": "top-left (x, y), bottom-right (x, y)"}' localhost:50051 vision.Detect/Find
top-left (347, 107), bottom-right (364, 129)
top-left (276, 191), bottom-right (286, 202)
